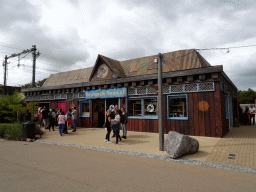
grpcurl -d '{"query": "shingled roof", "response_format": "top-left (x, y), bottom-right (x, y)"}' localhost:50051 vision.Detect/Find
top-left (42, 49), bottom-right (211, 87)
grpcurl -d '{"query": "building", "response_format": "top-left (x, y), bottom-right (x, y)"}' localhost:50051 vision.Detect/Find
top-left (0, 85), bottom-right (21, 96)
top-left (22, 49), bottom-right (238, 137)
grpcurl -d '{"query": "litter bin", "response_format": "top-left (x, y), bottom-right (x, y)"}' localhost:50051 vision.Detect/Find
top-left (22, 121), bottom-right (35, 141)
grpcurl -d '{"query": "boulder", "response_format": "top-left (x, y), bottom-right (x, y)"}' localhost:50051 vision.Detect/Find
top-left (164, 131), bottom-right (199, 159)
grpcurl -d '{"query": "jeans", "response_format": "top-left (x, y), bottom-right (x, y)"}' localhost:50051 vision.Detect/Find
top-left (73, 119), bottom-right (77, 131)
top-left (121, 124), bottom-right (127, 137)
top-left (59, 124), bottom-right (65, 135)
top-left (105, 126), bottom-right (111, 141)
top-left (113, 124), bottom-right (121, 144)
top-left (251, 114), bottom-right (255, 125)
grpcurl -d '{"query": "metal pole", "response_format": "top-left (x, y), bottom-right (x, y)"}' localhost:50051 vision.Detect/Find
top-left (158, 53), bottom-right (164, 151)
top-left (32, 45), bottom-right (36, 87)
top-left (4, 55), bottom-right (7, 86)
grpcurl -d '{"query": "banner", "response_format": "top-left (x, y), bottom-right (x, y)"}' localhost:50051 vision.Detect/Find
top-left (85, 88), bottom-right (127, 99)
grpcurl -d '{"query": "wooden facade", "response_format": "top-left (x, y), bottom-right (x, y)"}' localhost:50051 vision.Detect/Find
top-left (22, 49), bottom-right (238, 137)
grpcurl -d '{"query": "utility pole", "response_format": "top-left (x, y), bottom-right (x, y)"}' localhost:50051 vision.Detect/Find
top-left (4, 55), bottom-right (7, 86)
top-left (158, 53), bottom-right (164, 151)
top-left (32, 45), bottom-right (36, 87)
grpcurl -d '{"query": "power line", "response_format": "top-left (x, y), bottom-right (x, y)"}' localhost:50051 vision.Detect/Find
top-left (196, 44), bottom-right (256, 52)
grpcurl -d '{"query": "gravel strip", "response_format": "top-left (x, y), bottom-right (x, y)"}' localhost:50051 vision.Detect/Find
top-left (35, 140), bottom-right (256, 174)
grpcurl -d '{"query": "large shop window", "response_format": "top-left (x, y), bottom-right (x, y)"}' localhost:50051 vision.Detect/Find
top-left (167, 95), bottom-right (188, 120)
top-left (79, 100), bottom-right (90, 117)
top-left (128, 97), bottom-right (158, 119)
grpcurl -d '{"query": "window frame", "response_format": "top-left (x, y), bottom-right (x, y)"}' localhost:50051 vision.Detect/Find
top-left (167, 94), bottom-right (188, 120)
top-left (79, 100), bottom-right (90, 117)
top-left (128, 97), bottom-right (158, 119)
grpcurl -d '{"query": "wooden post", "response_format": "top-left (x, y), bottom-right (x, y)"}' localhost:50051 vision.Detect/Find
top-left (158, 53), bottom-right (164, 151)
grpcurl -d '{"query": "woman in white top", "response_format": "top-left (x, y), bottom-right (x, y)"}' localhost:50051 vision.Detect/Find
top-left (57, 111), bottom-right (66, 136)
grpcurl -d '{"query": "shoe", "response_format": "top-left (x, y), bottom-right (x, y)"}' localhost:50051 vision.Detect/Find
top-left (111, 135), bottom-right (115, 138)
top-left (107, 141), bottom-right (112, 143)
top-left (121, 136), bottom-right (124, 138)
top-left (114, 143), bottom-right (118, 145)
top-left (104, 139), bottom-right (108, 142)
top-left (120, 139), bottom-right (122, 142)
top-left (72, 130), bottom-right (76, 132)
top-left (58, 134), bottom-right (61, 136)
top-left (124, 136), bottom-right (127, 139)
top-left (53, 130), bottom-right (55, 131)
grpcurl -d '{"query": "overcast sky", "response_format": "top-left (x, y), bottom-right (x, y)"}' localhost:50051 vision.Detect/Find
top-left (0, 0), bottom-right (256, 91)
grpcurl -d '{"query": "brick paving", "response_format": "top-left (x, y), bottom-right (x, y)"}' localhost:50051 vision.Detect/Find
top-left (36, 125), bottom-right (256, 171)
top-left (206, 125), bottom-right (256, 169)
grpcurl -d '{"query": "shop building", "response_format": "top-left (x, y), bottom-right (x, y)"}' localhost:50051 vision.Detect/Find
top-left (22, 49), bottom-right (238, 137)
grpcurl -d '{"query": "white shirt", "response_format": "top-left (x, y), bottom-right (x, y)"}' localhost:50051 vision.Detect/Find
top-left (114, 114), bottom-right (120, 124)
top-left (249, 107), bottom-right (256, 114)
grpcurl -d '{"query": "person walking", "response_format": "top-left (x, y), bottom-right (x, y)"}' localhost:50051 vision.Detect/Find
top-left (24, 109), bottom-right (31, 122)
top-left (48, 109), bottom-right (56, 131)
top-left (120, 107), bottom-right (128, 139)
top-left (111, 109), bottom-right (122, 145)
top-left (104, 110), bottom-right (112, 143)
top-left (111, 105), bottom-right (121, 138)
top-left (42, 106), bottom-right (50, 130)
top-left (249, 105), bottom-right (256, 125)
top-left (38, 107), bottom-right (42, 127)
top-left (57, 111), bottom-right (65, 136)
top-left (71, 107), bottom-right (77, 132)
top-left (66, 108), bottom-right (73, 130)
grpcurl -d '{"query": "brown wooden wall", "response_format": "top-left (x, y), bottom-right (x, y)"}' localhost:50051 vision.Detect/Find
top-left (126, 82), bottom-right (226, 137)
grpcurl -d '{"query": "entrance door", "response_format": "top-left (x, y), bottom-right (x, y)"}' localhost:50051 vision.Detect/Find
top-left (92, 100), bottom-right (105, 127)
top-left (106, 98), bottom-right (118, 112)
top-left (58, 102), bottom-right (66, 114)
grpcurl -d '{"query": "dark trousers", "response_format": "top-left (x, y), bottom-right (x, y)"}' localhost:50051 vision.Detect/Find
top-left (105, 127), bottom-right (111, 141)
top-left (49, 120), bottom-right (55, 131)
top-left (113, 124), bottom-right (121, 144)
top-left (251, 114), bottom-right (255, 125)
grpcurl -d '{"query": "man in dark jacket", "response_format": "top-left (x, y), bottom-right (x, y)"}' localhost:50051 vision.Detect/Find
top-left (41, 106), bottom-right (50, 129)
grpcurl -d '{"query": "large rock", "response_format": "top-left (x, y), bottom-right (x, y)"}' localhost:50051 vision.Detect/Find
top-left (164, 131), bottom-right (199, 159)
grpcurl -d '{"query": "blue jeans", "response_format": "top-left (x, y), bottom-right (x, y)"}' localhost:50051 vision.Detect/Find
top-left (73, 119), bottom-right (77, 131)
top-left (59, 124), bottom-right (65, 135)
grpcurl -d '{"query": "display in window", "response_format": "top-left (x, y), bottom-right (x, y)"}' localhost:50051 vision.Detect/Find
top-left (128, 100), bottom-right (142, 116)
top-left (82, 103), bottom-right (89, 116)
top-left (144, 98), bottom-right (157, 116)
top-left (168, 97), bottom-right (187, 118)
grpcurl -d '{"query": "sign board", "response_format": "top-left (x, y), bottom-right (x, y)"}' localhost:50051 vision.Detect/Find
top-left (85, 88), bottom-right (127, 99)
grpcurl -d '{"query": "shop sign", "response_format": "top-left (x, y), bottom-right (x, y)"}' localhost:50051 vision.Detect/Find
top-left (85, 88), bottom-right (127, 99)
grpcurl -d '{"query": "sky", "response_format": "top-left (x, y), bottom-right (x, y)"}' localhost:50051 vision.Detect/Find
top-left (0, 0), bottom-right (256, 91)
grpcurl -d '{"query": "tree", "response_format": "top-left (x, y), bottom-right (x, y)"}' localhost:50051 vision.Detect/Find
top-left (21, 78), bottom-right (47, 88)
top-left (238, 88), bottom-right (256, 104)
top-left (0, 91), bottom-right (39, 123)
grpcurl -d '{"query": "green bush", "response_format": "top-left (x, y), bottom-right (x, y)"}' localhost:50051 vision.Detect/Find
top-left (0, 123), bottom-right (9, 138)
top-left (3, 123), bottom-right (23, 140)
top-left (0, 123), bottom-right (42, 140)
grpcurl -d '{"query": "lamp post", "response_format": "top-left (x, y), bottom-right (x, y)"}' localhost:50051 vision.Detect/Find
top-left (158, 53), bottom-right (164, 151)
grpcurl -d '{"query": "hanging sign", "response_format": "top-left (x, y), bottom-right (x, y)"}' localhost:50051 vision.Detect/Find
top-left (85, 88), bottom-right (127, 99)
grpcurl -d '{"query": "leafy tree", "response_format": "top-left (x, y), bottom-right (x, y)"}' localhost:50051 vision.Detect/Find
top-left (238, 88), bottom-right (256, 104)
top-left (21, 78), bottom-right (47, 88)
top-left (0, 91), bottom-right (39, 123)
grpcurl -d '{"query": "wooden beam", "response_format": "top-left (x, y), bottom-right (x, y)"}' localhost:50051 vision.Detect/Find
top-left (177, 77), bottom-right (182, 83)
top-left (140, 81), bottom-right (144, 86)
top-left (166, 78), bottom-right (172, 84)
top-left (199, 74), bottom-right (205, 81)
top-left (117, 83), bottom-right (122, 88)
top-left (211, 73), bottom-right (218, 79)
top-left (187, 76), bottom-right (193, 82)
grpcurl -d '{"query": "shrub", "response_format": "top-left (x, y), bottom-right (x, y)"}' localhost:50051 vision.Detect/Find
top-left (0, 124), bottom-right (9, 138)
top-left (3, 123), bottom-right (23, 140)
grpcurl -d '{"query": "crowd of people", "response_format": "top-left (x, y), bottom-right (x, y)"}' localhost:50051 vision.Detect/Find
top-left (37, 106), bottom-right (77, 136)
top-left (104, 105), bottom-right (128, 145)
top-left (238, 104), bottom-right (255, 125)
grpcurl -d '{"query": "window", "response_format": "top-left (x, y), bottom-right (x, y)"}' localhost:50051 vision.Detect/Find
top-left (80, 100), bottom-right (90, 117)
top-left (128, 100), bottom-right (142, 116)
top-left (144, 98), bottom-right (157, 116)
top-left (168, 95), bottom-right (188, 120)
top-left (128, 97), bottom-right (158, 119)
